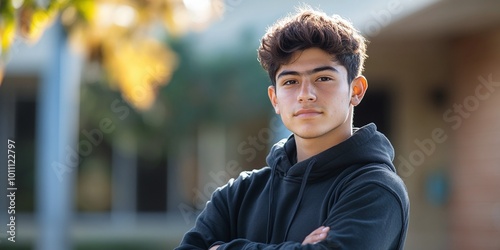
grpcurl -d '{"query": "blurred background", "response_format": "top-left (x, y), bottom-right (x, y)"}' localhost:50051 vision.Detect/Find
top-left (1, 0), bottom-right (500, 249)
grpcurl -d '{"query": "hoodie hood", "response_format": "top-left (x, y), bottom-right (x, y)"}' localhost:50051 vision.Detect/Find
top-left (264, 123), bottom-right (397, 242)
top-left (266, 123), bottom-right (396, 181)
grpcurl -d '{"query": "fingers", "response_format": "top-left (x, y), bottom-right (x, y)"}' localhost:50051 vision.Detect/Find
top-left (302, 226), bottom-right (330, 245)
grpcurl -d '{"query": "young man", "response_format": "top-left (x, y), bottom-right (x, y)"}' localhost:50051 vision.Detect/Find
top-left (177, 7), bottom-right (409, 250)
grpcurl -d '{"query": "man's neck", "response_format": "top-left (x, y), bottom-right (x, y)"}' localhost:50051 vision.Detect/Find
top-left (295, 125), bottom-right (352, 162)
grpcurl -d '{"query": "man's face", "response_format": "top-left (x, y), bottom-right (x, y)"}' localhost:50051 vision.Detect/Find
top-left (268, 47), bottom-right (362, 141)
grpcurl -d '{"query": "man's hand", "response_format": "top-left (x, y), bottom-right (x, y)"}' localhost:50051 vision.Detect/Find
top-left (302, 226), bottom-right (330, 245)
top-left (209, 226), bottom-right (329, 249)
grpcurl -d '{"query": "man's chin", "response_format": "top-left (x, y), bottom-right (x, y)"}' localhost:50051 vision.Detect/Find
top-left (293, 131), bottom-right (323, 140)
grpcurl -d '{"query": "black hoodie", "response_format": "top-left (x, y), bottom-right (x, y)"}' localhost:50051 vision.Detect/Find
top-left (177, 123), bottom-right (410, 249)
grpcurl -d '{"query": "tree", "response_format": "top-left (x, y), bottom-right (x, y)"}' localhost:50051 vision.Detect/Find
top-left (0, 0), bottom-right (224, 109)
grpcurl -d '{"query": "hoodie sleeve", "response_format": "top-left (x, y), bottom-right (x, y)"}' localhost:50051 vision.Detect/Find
top-left (213, 172), bottom-right (408, 250)
top-left (215, 240), bottom-right (334, 249)
top-left (320, 181), bottom-right (407, 249)
top-left (176, 182), bottom-right (233, 250)
top-left (177, 168), bottom-right (408, 250)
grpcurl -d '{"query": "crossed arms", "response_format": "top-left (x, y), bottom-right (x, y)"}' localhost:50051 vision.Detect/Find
top-left (177, 182), bottom-right (406, 250)
top-left (209, 226), bottom-right (330, 250)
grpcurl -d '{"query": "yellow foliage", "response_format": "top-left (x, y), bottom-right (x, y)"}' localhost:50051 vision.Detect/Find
top-left (1, 0), bottom-right (222, 109)
top-left (1, 17), bottom-right (16, 53)
top-left (19, 6), bottom-right (57, 43)
top-left (102, 38), bottom-right (177, 110)
top-left (73, 0), bottom-right (96, 22)
top-left (0, 64), bottom-right (4, 85)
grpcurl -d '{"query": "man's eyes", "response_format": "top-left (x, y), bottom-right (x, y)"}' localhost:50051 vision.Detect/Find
top-left (283, 80), bottom-right (298, 85)
top-left (282, 77), bottom-right (333, 85)
top-left (317, 76), bottom-right (333, 82)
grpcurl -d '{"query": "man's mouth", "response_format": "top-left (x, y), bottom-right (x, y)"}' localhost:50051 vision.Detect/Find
top-left (294, 109), bottom-right (322, 118)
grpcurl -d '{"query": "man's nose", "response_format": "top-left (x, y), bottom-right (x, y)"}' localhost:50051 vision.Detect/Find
top-left (297, 80), bottom-right (316, 102)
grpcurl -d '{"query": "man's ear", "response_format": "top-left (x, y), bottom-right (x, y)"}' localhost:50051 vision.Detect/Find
top-left (268, 85), bottom-right (280, 114)
top-left (350, 75), bottom-right (368, 106)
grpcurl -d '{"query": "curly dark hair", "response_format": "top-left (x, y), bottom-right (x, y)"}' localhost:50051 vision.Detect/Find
top-left (257, 7), bottom-right (368, 86)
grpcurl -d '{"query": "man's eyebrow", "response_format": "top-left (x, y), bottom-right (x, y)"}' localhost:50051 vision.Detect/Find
top-left (276, 66), bottom-right (339, 80)
top-left (310, 66), bottom-right (339, 74)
